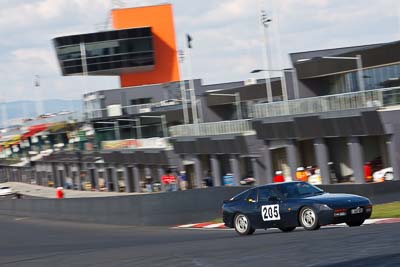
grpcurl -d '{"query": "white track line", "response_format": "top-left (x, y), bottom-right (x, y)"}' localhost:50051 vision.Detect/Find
top-left (203, 223), bottom-right (225, 228)
top-left (176, 224), bottom-right (197, 228)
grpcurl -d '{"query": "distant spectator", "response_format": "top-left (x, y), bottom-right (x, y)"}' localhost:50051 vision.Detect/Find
top-left (296, 167), bottom-right (308, 182)
top-left (364, 162), bottom-right (373, 183)
top-left (203, 170), bottom-right (213, 187)
top-left (273, 171), bottom-right (285, 183)
top-left (145, 175), bottom-right (153, 192)
top-left (179, 171), bottom-right (188, 191)
top-left (162, 170), bottom-right (177, 192)
top-left (56, 187), bottom-right (64, 199)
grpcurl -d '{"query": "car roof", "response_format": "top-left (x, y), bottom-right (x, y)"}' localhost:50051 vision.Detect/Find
top-left (256, 181), bottom-right (302, 188)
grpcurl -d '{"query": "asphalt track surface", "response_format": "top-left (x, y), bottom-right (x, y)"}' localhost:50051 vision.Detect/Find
top-left (0, 215), bottom-right (399, 267)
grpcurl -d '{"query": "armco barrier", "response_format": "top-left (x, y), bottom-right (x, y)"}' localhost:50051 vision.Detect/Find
top-left (0, 182), bottom-right (399, 226)
top-left (0, 187), bottom-right (247, 226)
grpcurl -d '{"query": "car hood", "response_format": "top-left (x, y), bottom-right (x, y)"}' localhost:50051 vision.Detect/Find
top-left (305, 193), bottom-right (371, 208)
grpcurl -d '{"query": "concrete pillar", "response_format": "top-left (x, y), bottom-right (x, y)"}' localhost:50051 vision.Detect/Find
top-left (251, 157), bottom-right (262, 186)
top-left (348, 136), bottom-right (365, 184)
top-left (105, 167), bottom-right (112, 192)
top-left (263, 142), bottom-right (274, 184)
top-left (61, 165), bottom-right (67, 188)
top-left (286, 140), bottom-right (299, 180)
top-left (193, 155), bottom-right (203, 188)
top-left (64, 164), bottom-right (70, 185)
top-left (210, 155), bottom-right (221, 186)
top-left (229, 154), bottom-right (241, 186)
top-left (387, 134), bottom-right (400, 181)
top-left (124, 166), bottom-right (133, 193)
top-left (93, 167), bottom-right (100, 191)
top-left (55, 166), bottom-right (61, 187)
top-left (75, 164), bottom-right (82, 190)
top-left (112, 166), bottom-right (120, 192)
top-left (314, 138), bottom-right (331, 185)
top-left (380, 136), bottom-right (390, 168)
top-left (177, 155), bottom-right (185, 172)
top-left (144, 166), bottom-right (151, 177)
top-left (132, 165), bottom-right (141, 193)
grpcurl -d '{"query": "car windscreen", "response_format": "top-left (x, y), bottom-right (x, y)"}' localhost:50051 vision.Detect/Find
top-left (277, 182), bottom-right (323, 199)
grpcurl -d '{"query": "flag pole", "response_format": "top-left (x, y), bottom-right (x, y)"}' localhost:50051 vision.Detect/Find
top-left (186, 34), bottom-right (199, 125)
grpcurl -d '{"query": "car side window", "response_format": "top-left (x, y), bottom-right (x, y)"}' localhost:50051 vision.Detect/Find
top-left (259, 186), bottom-right (281, 202)
top-left (245, 189), bottom-right (258, 203)
top-left (258, 187), bottom-right (271, 202)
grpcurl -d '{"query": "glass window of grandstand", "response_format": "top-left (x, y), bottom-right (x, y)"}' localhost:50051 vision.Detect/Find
top-left (55, 28), bottom-right (155, 75)
top-left (326, 63), bottom-right (400, 95)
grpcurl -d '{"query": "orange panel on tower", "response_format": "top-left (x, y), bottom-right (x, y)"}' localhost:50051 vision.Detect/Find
top-left (112, 4), bottom-right (180, 87)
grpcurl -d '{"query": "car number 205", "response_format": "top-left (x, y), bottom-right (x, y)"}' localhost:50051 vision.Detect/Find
top-left (261, 205), bottom-right (280, 221)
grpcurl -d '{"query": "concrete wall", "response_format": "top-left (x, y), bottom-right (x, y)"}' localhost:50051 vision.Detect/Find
top-left (0, 182), bottom-right (399, 226)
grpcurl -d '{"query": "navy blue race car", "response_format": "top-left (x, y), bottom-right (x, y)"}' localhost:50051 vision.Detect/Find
top-left (222, 182), bottom-right (373, 235)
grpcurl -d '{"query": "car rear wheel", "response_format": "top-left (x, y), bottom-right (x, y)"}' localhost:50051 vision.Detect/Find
top-left (279, 226), bottom-right (296, 232)
top-left (384, 172), bottom-right (394, 181)
top-left (346, 219), bottom-right (365, 227)
top-left (299, 206), bottom-right (320, 230)
top-left (234, 213), bottom-right (255, 236)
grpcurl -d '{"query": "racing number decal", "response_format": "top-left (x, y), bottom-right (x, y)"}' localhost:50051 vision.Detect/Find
top-left (261, 205), bottom-right (280, 221)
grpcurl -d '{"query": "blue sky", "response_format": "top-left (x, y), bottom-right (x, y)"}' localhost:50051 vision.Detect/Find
top-left (0, 0), bottom-right (399, 101)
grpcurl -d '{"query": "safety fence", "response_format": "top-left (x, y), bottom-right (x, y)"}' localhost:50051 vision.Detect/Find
top-left (254, 86), bottom-right (400, 118)
top-left (170, 119), bottom-right (255, 137)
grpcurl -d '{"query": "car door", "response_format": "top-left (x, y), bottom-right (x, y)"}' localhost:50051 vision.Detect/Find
top-left (242, 188), bottom-right (264, 228)
top-left (254, 186), bottom-right (283, 228)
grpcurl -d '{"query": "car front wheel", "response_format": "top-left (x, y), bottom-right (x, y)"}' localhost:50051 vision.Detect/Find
top-left (234, 213), bottom-right (255, 236)
top-left (299, 206), bottom-right (320, 230)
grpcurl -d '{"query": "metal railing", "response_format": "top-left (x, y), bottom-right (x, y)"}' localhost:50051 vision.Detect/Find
top-left (170, 119), bottom-right (254, 137)
top-left (84, 99), bottom-right (186, 119)
top-left (254, 86), bottom-right (400, 118)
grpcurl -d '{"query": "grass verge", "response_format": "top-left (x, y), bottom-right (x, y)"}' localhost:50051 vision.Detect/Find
top-left (371, 202), bottom-right (400, 219)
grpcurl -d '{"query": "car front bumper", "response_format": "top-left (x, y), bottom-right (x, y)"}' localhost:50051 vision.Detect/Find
top-left (319, 206), bottom-right (372, 225)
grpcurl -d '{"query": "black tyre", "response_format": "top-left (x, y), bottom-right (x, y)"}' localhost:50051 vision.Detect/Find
top-left (234, 213), bottom-right (255, 236)
top-left (279, 226), bottom-right (296, 233)
top-left (346, 219), bottom-right (365, 227)
top-left (299, 206), bottom-right (320, 230)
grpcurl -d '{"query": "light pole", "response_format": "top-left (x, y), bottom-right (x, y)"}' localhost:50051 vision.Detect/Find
top-left (178, 49), bottom-right (189, 124)
top-left (117, 119), bottom-right (142, 139)
top-left (140, 115), bottom-right (168, 137)
top-left (260, 10), bottom-right (273, 103)
top-left (297, 55), bottom-right (365, 91)
top-left (185, 36), bottom-right (199, 125)
top-left (209, 93), bottom-right (242, 120)
top-left (94, 121), bottom-right (120, 140)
